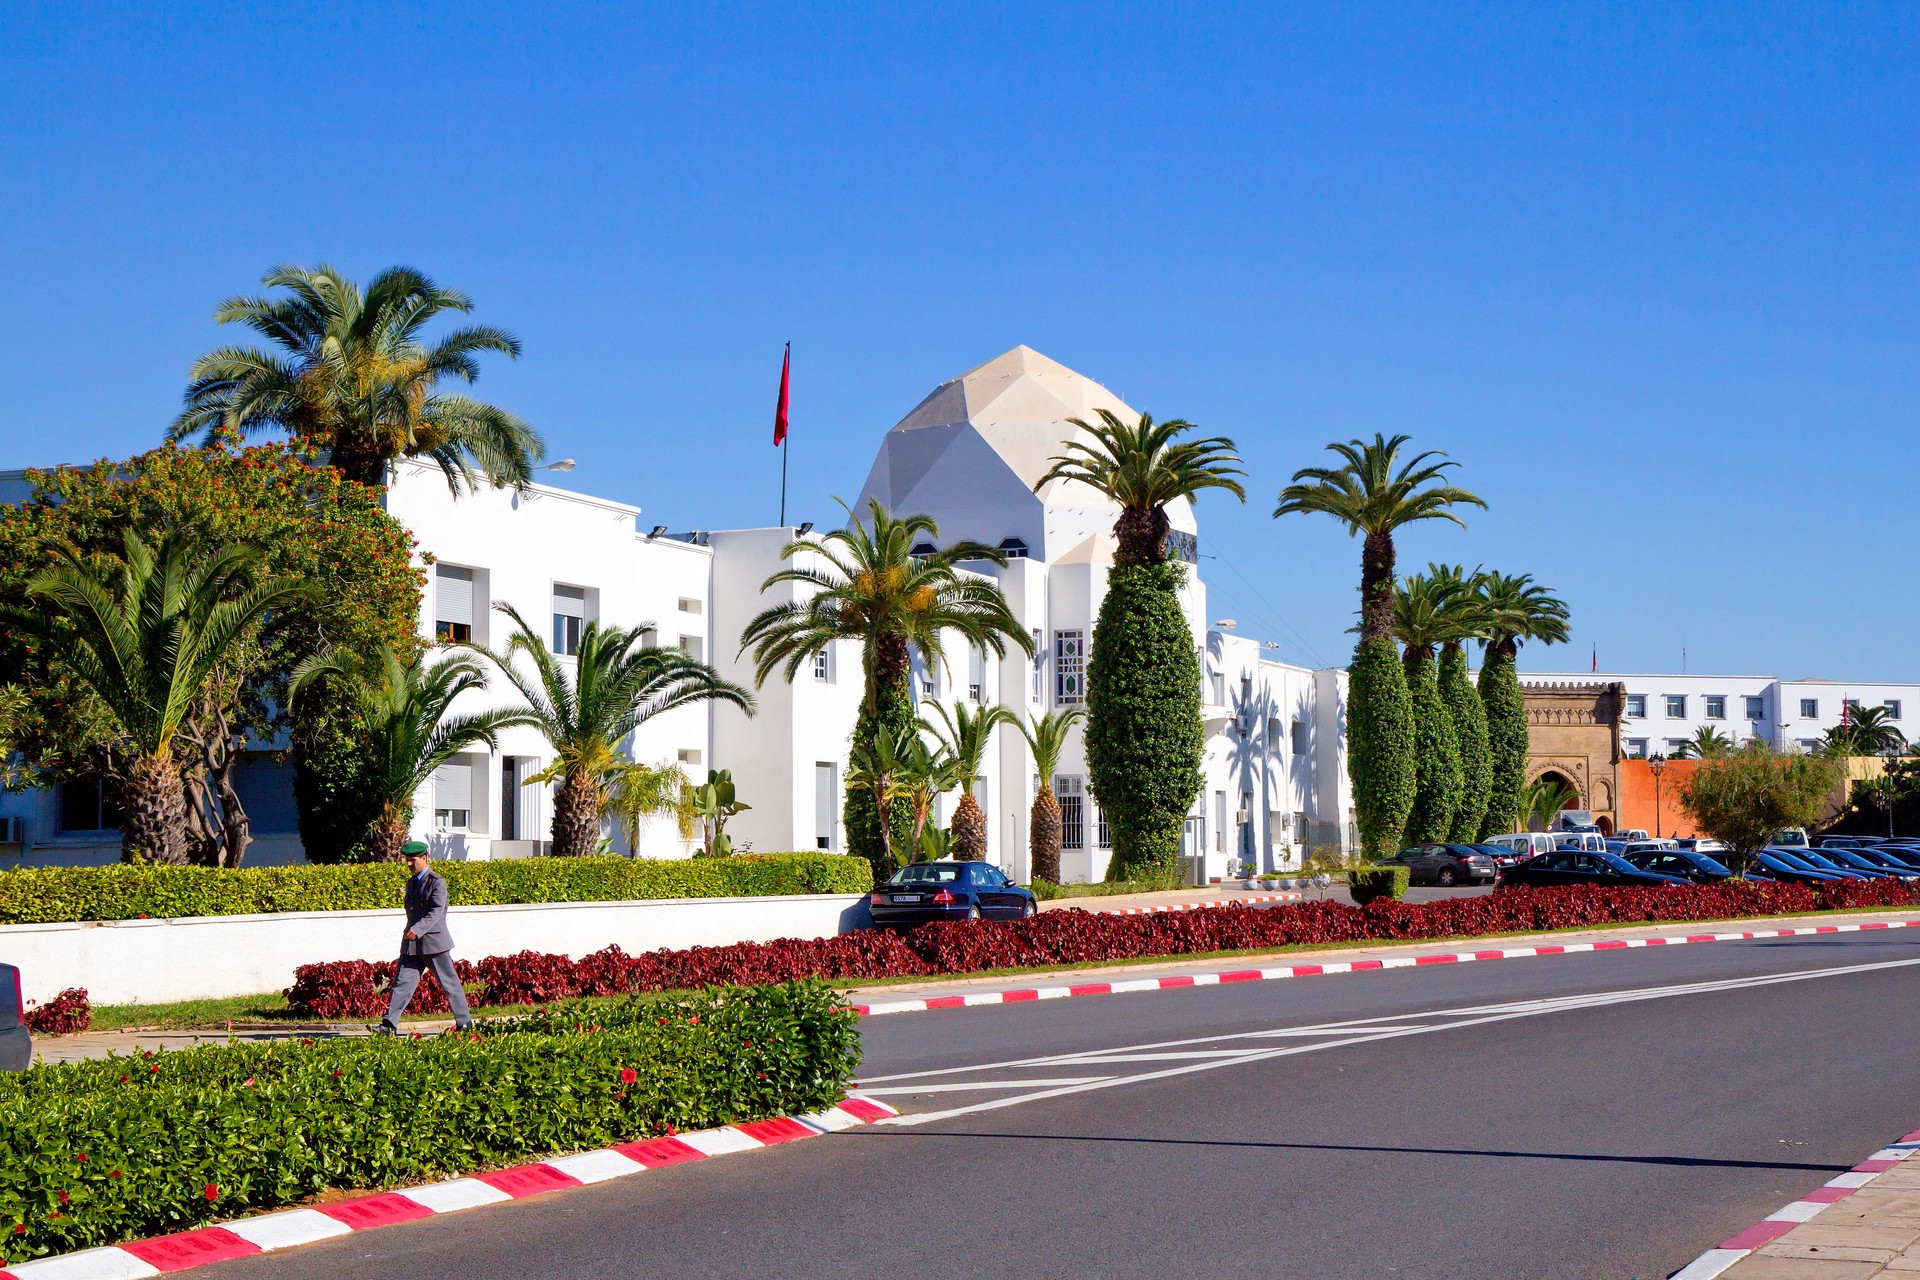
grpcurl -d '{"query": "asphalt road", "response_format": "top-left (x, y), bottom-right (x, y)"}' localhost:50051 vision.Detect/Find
top-left (196, 929), bottom-right (1920, 1280)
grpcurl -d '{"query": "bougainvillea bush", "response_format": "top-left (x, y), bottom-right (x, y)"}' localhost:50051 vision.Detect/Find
top-left (21, 988), bottom-right (91, 1036)
top-left (284, 879), bottom-right (1920, 1018)
top-left (0, 982), bottom-right (857, 1265)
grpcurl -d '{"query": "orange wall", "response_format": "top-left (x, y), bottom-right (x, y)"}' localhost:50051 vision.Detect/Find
top-left (1619, 758), bottom-right (1703, 838)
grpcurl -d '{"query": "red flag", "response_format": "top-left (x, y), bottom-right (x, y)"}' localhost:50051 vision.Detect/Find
top-left (1592, 645), bottom-right (1597, 673)
top-left (773, 343), bottom-right (790, 447)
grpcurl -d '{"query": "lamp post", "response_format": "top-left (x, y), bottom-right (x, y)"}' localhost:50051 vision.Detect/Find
top-left (1648, 753), bottom-right (1668, 840)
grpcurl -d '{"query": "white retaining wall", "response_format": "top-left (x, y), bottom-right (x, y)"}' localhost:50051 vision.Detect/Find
top-left (1, 893), bottom-right (873, 1006)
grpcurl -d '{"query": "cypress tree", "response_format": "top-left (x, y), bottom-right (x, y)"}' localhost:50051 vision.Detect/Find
top-left (1349, 635), bottom-right (1417, 860)
top-left (1478, 647), bottom-right (1528, 838)
top-left (1440, 642), bottom-right (1492, 842)
top-left (1401, 644), bottom-right (1462, 843)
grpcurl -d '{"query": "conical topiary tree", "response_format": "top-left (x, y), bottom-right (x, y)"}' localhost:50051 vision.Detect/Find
top-left (1017, 707), bottom-right (1084, 884)
top-left (1428, 566), bottom-right (1493, 843)
top-left (1474, 571), bottom-right (1570, 839)
top-left (1392, 572), bottom-right (1467, 844)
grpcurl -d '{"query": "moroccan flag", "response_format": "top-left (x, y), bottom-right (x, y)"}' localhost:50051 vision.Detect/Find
top-left (773, 343), bottom-right (790, 446)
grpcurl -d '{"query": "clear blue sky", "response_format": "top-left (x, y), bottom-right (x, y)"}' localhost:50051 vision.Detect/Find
top-left (3, 3), bottom-right (1916, 680)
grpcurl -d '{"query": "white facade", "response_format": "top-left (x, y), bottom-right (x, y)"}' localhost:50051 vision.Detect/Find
top-left (1539, 672), bottom-right (1919, 759)
top-left (0, 346), bottom-right (1357, 881)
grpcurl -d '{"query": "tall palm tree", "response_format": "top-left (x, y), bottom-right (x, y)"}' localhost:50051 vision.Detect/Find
top-left (27, 530), bottom-right (312, 863)
top-left (846, 719), bottom-right (925, 872)
top-left (1275, 435), bottom-right (1485, 643)
top-left (1017, 707), bottom-right (1085, 884)
top-left (740, 500), bottom-right (1031, 865)
top-left (1474, 571), bottom-right (1571, 839)
top-left (168, 264), bottom-right (544, 493)
top-left (290, 645), bottom-right (521, 861)
top-left (1824, 705), bottom-right (1908, 757)
top-left (925, 702), bottom-right (1015, 861)
top-left (1672, 726), bottom-right (1736, 760)
top-left (1036, 409), bottom-right (1245, 566)
top-left (1391, 571), bottom-right (1470, 843)
top-left (476, 605), bottom-right (754, 857)
top-left (1276, 435), bottom-right (1484, 858)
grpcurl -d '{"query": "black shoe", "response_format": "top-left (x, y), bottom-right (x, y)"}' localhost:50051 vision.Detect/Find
top-left (367, 1022), bottom-right (396, 1037)
top-left (454, 1023), bottom-right (474, 1033)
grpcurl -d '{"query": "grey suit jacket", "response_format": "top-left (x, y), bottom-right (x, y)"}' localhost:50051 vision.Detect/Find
top-left (401, 870), bottom-right (455, 956)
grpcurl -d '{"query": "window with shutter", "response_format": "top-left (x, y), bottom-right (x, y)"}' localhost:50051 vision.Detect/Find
top-left (435, 566), bottom-right (475, 643)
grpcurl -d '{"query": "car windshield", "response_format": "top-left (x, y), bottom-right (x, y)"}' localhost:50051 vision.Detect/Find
top-left (1597, 853), bottom-right (1642, 873)
top-left (1691, 854), bottom-right (1730, 875)
top-left (890, 864), bottom-right (961, 885)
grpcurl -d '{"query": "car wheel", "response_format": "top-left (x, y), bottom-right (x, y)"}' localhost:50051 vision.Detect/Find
top-left (968, 904), bottom-right (982, 921)
top-left (1021, 900), bottom-right (1037, 919)
top-left (1437, 867), bottom-right (1457, 887)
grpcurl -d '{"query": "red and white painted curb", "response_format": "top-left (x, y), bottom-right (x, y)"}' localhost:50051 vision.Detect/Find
top-left (0, 1097), bottom-right (899, 1280)
top-left (1085, 892), bottom-right (1304, 916)
top-left (851, 918), bottom-right (1920, 1017)
top-left (1669, 1125), bottom-right (1920, 1279)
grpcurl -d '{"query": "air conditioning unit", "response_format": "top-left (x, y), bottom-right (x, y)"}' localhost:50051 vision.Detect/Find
top-left (0, 816), bottom-right (25, 845)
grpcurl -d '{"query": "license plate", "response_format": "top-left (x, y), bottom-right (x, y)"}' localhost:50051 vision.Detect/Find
top-left (891, 894), bottom-right (922, 904)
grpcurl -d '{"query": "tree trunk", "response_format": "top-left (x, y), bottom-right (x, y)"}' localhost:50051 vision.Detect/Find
top-left (181, 771), bottom-right (223, 866)
top-left (552, 770), bottom-right (601, 857)
top-left (325, 433), bottom-right (392, 488)
top-left (1113, 505), bottom-right (1170, 568)
top-left (950, 792), bottom-right (987, 861)
top-left (1029, 786), bottom-right (1062, 883)
top-left (117, 753), bottom-right (188, 864)
top-left (369, 803), bottom-right (411, 862)
top-left (1359, 530), bottom-right (1397, 642)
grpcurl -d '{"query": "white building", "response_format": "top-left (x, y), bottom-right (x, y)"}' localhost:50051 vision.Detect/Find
top-left (1532, 672), bottom-right (1919, 759)
top-left (0, 346), bottom-right (1356, 881)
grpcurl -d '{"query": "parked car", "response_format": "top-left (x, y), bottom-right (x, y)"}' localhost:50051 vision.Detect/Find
top-left (1676, 838), bottom-right (1730, 855)
top-left (1552, 831), bottom-right (1610, 854)
top-left (1814, 848), bottom-right (1919, 881)
top-left (1752, 850), bottom-right (1845, 884)
top-left (1499, 851), bottom-right (1690, 889)
top-left (1767, 847), bottom-right (1872, 880)
top-left (1469, 842), bottom-right (1531, 869)
top-left (0, 964), bottom-right (30, 1072)
top-left (1617, 829), bottom-right (1651, 842)
top-left (1485, 832), bottom-right (1559, 861)
top-left (1376, 844), bottom-right (1499, 887)
top-left (1811, 834), bottom-right (1865, 849)
top-left (1848, 846), bottom-right (1920, 874)
top-left (1771, 827), bottom-right (1811, 849)
top-left (1621, 849), bottom-right (1737, 884)
top-left (867, 861), bottom-right (1037, 928)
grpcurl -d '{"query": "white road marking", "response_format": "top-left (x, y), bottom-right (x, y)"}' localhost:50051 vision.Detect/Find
top-left (873, 955), bottom-right (1920, 1127)
top-left (856, 1076), bottom-right (1115, 1095)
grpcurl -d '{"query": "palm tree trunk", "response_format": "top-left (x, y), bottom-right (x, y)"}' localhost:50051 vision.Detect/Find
top-left (552, 769), bottom-right (601, 857)
top-left (326, 434), bottom-right (392, 488)
top-left (118, 754), bottom-right (188, 864)
top-left (1029, 786), bottom-right (1062, 883)
top-left (1114, 506), bottom-right (1170, 568)
top-left (1360, 530), bottom-right (1396, 641)
top-left (369, 803), bottom-right (411, 862)
top-left (950, 792), bottom-right (988, 861)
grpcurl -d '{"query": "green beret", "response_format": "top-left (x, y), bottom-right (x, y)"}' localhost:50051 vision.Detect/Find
top-left (400, 841), bottom-right (431, 857)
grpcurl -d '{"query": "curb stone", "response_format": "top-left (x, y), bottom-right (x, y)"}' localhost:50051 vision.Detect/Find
top-left (1668, 1127), bottom-right (1920, 1279)
top-left (852, 918), bottom-right (1920, 1016)
top-left (0, 1097), bottom-right (899, 1279)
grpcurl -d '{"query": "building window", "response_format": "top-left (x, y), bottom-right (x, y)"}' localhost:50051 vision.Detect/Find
top-left (552, 585), bottom-right (587, 656)
top-left (640, 627), bottom-right (659, 648)
top-left (432, 758), bottom-right (473, 830)
top-left (1209, 670), bottom-right (1225, 706)
top-left (1291, 720), bottom-right (1308, 755)
top-left (1054, 631), bottom-right (1086, 704)
top-left (1056, 775), bottom-right (1085, 850)
top-left (678, 748), bottom-right (702, 766)
top-left (968, 646), bottom-right (985, 702)
top-left (812, 649), bottom-right (831, 682)
top-left (1294, 810), bottom-right (1308, 844)
top-left (1096, 801), bottom-right (1111, 849)
top-left (1704, 696), bottom-right (1726, 720)
top-left (909, 542), bottom-right (937, 559)
top-left (1799, 739), bottom-right (1821, 752)
top-left (1886, 700), bottom-right (1904, 720)
top-left (1800, 698), bottom-right (1819, 719)
top-left (435, 565), bottom-right (475, 643)
top-left (1625, 694), bottom-right (1647, 718)
top-left (1266, 718), bottom-right (1283, 753)
top-left (814, 762), bottom-right (837, 851)
top-left (1665, 738), bottom-right (1688, 753)
top-left (679, 635), bottom-right (704, 663)
top-left (1665, 695), bottom-right (1687, 719)
top-left (1029, 629), bottom-right (1043, 702)
top-left (998, 537), bottom-right (1029, 559)
top-left (1845, 699), bottom-right (1863, 716)
top-left (1626, 739), bottom-right (1649, 759)
top-left (677, 597), bottom-right (701, 614)
top-left (56, 776), bottom-right (119, 833)
top-left (1744, 695), bottom-right (1766, 720)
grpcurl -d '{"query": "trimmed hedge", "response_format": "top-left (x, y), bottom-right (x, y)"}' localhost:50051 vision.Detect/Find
top-left (0, 981), bottom-right (858, 1265)
top-left (1439, 643), bottom-right (1492, 843)
top-left (0, 853), bottom-right (873, 926)
top-left (1478, 648), bottom-right (1528, 840)
top-left (284, 879), bottom-right (1920, 1017)
top-left (1347, 865), bottom-right (1411, 905)
top-left (1349, 637), bottom-right (1416, 861)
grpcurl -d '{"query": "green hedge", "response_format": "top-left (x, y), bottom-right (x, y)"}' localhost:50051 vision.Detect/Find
top-left (0, 982), bottom-right (860, 1264)
top-left (0, 853), bottom-right (874, 926)
top-left (1347, 865), bottom-right (1411, 905)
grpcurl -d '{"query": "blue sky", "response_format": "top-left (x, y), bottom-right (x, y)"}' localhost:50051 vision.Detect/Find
top-left (3, 3), bottom-right (1916, 679)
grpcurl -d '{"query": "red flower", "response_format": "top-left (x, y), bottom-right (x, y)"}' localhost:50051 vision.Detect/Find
top-left (74, 1154), bottom-right (87, 1164)
top-left (203, 1184), bottom-right (218, 1202)
top-left (14, 1223), bottom-right (25, 1234)
top-left (242, 1078), bottom-right (255, 1087)
top-left (57, 1191), bottom-right (68, 1205)
top-left (118, 1075), bottom-right (128, 1083)
top-left (331, 1069), bottom-right (342, 1079)
top-left (688, 1015), bottom-right (699, 1025)
top-left (619, 1068), bottom-right (637, 1085)
top-left (108, 1170), bottom-right (122, 1179)
top-left (148, 1065), bottom-right (159, 1075)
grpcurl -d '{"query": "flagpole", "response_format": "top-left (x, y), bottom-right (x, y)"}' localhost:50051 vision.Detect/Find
top-left (775, 340), bottom-right (791, 528)
top-left (779, 434), bottom-right (788, 528)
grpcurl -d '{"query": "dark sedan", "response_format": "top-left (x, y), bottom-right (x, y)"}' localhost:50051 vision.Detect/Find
top-left (1753, 850), bottom-right (1846, 884)
top-left (867, 860), bottom-right (1037, 928)
top-left (1498, 851), bottom-right (1690, 889)
top-left (1, 964), bottom-right (30, 1073)
top-left (1377, 843), bottom-right (1499, 886)
top-left (1622, 849), bottom-right (1737, 884)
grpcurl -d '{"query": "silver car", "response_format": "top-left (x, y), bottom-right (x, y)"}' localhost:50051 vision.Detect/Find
top-left (0, 964), bottom-right (32, 1071)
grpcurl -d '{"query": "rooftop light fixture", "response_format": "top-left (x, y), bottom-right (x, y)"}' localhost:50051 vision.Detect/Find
top-left (797, 521), bottom-right (814, 535)
top-left (647, 525), bottom-right (668, 540)
top-left (544, 459), bottom-right (577, 472)
top-left (1213, 619), bottom-right (1237, 630)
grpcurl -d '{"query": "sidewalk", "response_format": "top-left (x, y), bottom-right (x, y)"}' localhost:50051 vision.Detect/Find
top-left (1038, 885), bottom-right (1307, 914)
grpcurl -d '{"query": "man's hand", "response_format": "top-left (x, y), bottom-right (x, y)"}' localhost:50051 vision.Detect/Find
top-left (405, 929), bottom-right (418, 940)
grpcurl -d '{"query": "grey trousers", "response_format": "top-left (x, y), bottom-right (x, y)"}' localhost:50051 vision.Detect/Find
top-left (382, 950), bottom-right (472, 1029)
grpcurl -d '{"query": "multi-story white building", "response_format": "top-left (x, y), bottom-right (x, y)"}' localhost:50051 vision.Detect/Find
top-left (1552, 673), bottom-right (1919, 759)
top-left (0, 346), bottom-right (1357, 881)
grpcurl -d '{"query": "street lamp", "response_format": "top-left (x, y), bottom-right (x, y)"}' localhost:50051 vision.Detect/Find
top-left (1647, 753), bottom-right (1667, 840)
top-left (543, 459), bottom-right (576, 472)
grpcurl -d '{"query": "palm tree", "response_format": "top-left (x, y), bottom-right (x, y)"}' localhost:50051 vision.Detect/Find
top-left (1391, 571), bottom-right (1471, 842)
top-left (291, 645), bottom-right (521, 861)
top-left (1036, 409), bottom-right (1245, 566)
top-left (846, 719), bottom-right (922, 872)
top-left (925, 702), bottom-right (1016, 861)
top-left (604, 760), bottom-right (696, 855)
top-left (476, 604), bottom-right (754, 857)
top-left (1017, 707), bottom-right (1085, 883)
top-left (1425, 564), bottom-right (1494, 842)
top-left (740, 500), bottom-right (1032, 865)
top-left (1275, 435), bottom-right (1485, 643)
top-left (1824, 705), bottom-right (1908, 757)
top-left (1474, 571), bottom-right (1571, 839)
top-left (168, 264), bottom-right (544, 493)
top-left (27, 531), bottom-right (312, 863)
top-left (1276, 435), bottom-right (1485, 858)
top-left (1521, 777), bottom-right (1581, 831)
top-left (1672, 726), bottom-right (1736, 760)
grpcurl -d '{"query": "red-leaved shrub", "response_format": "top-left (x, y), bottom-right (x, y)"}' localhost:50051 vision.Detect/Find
top-left (23, 986), bottom-right (92, 1035)
top-left (282, 879), bottom-right (1920, 1018)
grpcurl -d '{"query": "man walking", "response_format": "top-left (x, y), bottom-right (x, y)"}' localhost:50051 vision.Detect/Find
top-left (372, 842), bottom-right (473, 1034)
